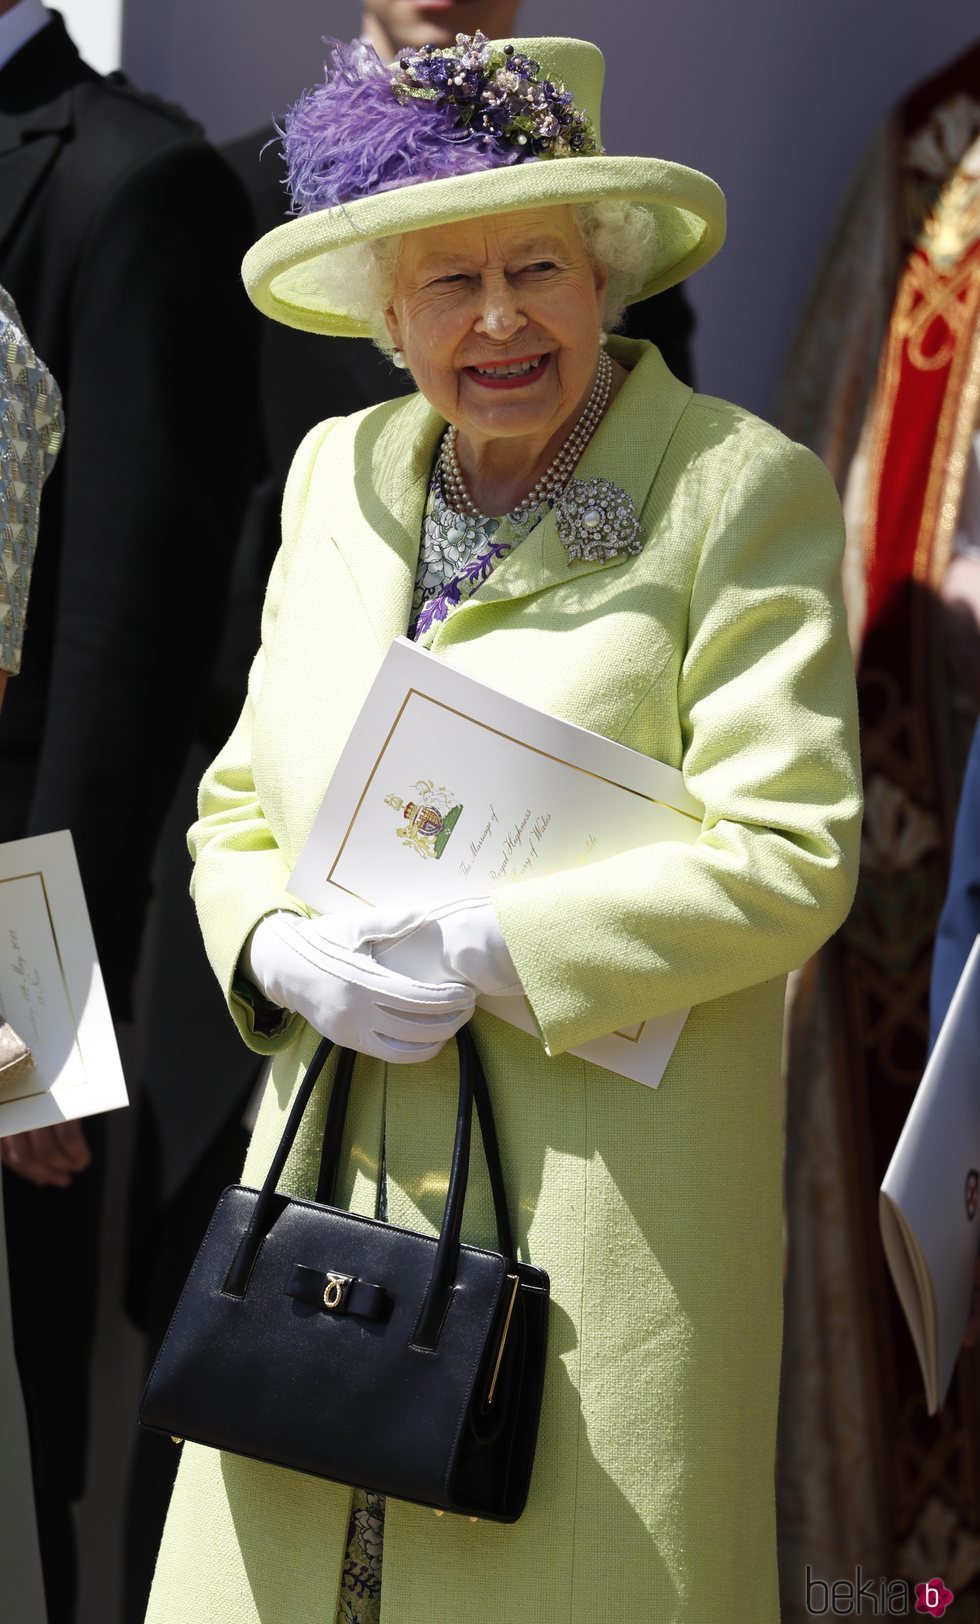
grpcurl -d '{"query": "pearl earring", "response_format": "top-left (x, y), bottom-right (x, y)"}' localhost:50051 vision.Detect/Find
top-left (598, 331), bottom-right (608, 349)
top-left (391, 348), bottom-right (408, 369)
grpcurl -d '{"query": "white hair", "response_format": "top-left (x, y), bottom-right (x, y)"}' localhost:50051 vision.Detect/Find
top-left (570, 201), bottom-right (659, 330)
top-left (314, 200), bottom-right (658, 357)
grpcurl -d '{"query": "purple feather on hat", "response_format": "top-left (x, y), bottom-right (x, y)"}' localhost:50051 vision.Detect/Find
top-left (280, 39), bottom-right (522, 216)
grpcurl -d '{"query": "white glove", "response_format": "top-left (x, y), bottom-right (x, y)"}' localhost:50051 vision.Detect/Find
top-left (243, 911), bottom-right (476, 1063)
top-left (334, 896), bottom-right (522, 999)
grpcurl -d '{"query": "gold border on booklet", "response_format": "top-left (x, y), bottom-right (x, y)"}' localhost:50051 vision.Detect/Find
top-left (0, 870), bottom-right (86, 1103)
top-left (325, 687), bottom-right (701, 1049)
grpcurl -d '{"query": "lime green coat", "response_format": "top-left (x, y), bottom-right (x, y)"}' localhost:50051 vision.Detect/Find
top-left (148, 339), bottom-right (861, 1624)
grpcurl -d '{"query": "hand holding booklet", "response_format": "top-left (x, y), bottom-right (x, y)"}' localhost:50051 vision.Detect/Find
top-left (288, 638), bottom-right (702, 1087)
top-left (879, 935), bottom-right (980, 1413)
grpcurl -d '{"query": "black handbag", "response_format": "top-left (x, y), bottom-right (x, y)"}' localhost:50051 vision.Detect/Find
top-left (140, 1023), bottom-right (550, 1522)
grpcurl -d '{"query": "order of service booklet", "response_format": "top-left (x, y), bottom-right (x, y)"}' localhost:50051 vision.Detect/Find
top-left (288, 637), bottom-right (704, 1088)
top-left (0, 830), bottom-right (128, 1138)
top-left (879, 934), bottom-right (980, 1414)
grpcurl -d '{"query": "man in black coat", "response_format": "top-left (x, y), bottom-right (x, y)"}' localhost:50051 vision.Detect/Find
top-left (0, 7), bottom-right (256, 1618)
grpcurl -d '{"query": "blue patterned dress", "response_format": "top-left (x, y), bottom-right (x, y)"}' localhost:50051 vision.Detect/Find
top-left (332, 456), bottom-right (548, 1624)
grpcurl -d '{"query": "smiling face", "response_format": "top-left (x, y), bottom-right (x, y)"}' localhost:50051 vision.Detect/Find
top-left (384, 206), bottom-right (607, 460)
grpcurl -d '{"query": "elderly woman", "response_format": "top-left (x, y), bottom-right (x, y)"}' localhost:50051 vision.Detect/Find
top-left (147, 34), bottom-right (861, 1624)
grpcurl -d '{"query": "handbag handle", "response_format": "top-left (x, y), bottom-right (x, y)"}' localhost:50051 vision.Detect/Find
top-left (223, 1023), bottom-right (515, 1351)
top-left (314, 1025), bottom-right (514, 1260)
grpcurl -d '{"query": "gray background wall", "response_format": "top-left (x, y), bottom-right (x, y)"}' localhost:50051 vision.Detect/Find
top-left (59, 0), bottom-right (120, 73)
top-left (119, 0), bottom-right (980, 418)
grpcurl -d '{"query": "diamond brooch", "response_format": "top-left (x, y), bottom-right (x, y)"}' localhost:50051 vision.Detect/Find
top-left (555, 477), bottom-right (643, 565)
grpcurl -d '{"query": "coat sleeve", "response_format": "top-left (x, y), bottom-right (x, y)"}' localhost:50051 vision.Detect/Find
top-left (493, 435), bottom-right (864, 1055)
top-left (188, 418), bottom-right (336, 1053)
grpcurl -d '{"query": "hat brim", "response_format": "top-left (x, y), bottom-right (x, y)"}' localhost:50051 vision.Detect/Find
top-left (242, 156), bottom-right (725, 338)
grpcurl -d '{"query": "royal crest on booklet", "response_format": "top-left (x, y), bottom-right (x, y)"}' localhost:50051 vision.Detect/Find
top-left (288, 638), bottom-right (703, 1088)
top-left (880, 935), bottom-right (980, 1413)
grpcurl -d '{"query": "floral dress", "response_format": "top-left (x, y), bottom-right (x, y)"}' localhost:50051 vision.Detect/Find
top-left (410, 461), bottom-right (550, 639)
top-left (332, 452), bottom-right (548, 1624)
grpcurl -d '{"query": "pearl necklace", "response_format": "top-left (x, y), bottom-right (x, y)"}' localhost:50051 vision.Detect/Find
top-left (438, 349), bottom-right (613, 521)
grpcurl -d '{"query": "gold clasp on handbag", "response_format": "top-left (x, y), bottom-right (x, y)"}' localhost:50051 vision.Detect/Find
top-left (322, 1276), bottom-right (346, 1311)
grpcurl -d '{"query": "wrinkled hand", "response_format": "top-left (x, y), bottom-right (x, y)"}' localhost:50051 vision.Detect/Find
top-left (0, 1120), bottom-right (91, 1188)
top-left (244, 911), bottom-right (476, 1063)
top-left (333, 895), bottom-right (521, 998)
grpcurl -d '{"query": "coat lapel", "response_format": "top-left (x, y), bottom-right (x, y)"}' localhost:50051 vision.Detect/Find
top-left (0, 17), bottom-right (84, 256)
top-left (328, 391), bottom-right (444, 651)
top-left (323, 340), bottom-right (691, 654)
top-left (424, 340), bottom-right (692, 647)
top-left (0, 129), bottom-right (62, 253)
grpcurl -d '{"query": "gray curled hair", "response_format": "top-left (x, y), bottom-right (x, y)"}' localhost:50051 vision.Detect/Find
top-left (316, 201), bottom-right (658, 356)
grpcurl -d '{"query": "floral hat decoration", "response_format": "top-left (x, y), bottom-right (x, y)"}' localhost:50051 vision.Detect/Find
top-left (242, 34), bottom-right (726, 338)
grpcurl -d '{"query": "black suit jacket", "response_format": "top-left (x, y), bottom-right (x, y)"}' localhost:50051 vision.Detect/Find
top-left (0, 14), bottom-right (256, 1019)
top-left (0, 18), bottom-right (257, 1508)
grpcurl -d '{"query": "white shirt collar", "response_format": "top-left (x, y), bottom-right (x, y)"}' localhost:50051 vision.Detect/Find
top-left (0, 0), bottom-right (52, 75)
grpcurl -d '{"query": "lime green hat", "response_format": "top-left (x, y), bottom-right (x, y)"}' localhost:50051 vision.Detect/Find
top-left (242, 34), bottom-right (725, 339)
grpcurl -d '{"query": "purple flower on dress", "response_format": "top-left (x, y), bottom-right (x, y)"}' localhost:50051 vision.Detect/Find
top-left (342, 1559), bottom-right (380, 1600)
top-left (460, 539), bottom-right (512, 584)
top-left (415, 580), bottom-right (461, 636)
top-left (414, 539), bottom-right (513, 636)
